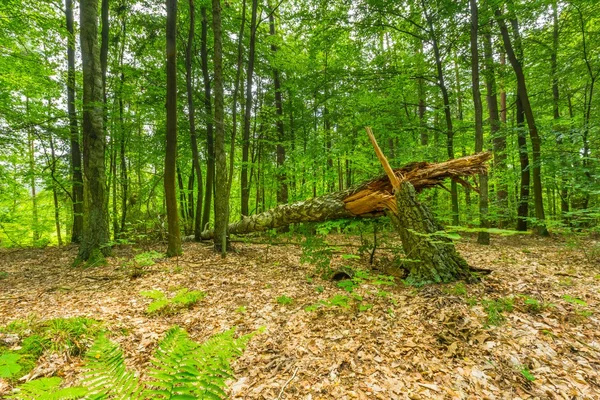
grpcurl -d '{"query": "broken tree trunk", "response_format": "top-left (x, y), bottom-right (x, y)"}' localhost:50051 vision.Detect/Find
top-left (199, 151), bottom-right (491, 240)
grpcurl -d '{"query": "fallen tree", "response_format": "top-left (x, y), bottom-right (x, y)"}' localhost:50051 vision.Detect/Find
top-left (199, 151), bottom-right (491, 239)
top-left (199, 131), bottom-right (491, 285)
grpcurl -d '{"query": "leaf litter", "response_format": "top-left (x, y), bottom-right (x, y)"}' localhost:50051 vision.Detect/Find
top-left (0, 234), bottom-right (598, 399)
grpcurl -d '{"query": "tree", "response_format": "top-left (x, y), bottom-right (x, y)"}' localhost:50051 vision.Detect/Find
top-left (65, 0), bottom-right (83, 244)
top-left (164, 0), bottom-right (182, 257)
top-left (496, 8), bottom-right (548, 236)
top-left (212, 0), bottom-right (228, 254)
top-left (470, 0), bottom-right (489, 245)
top-left (78, 0), bottom-right (110, 263)
top-left (186, 0), bottom-right (203, 241)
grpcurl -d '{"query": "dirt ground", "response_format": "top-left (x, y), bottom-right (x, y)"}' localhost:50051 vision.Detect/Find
top-left (0, 233), bottom-right (599, 399)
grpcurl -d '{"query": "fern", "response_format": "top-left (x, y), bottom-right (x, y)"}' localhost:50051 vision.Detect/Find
top-left (0, 352), bottom-right (21, 378)
top-left (140, 288), bottom-right (205, 315)
top-left (83, 334), bottom-right (143, 399)
top-left (145, 327), bottom-right (201, 399)
top-left (8, 377), bottom-right (87, 400)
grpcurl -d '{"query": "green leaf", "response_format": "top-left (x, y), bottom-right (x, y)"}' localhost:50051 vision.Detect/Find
top-left (0, 352), bottom-right (21, 378)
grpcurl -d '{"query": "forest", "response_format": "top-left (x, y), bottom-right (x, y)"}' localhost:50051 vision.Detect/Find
top-left (0, 0), bottom-right (599, 398)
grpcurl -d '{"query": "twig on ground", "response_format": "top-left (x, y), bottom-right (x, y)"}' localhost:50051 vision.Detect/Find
top-left (276, 366), bottom-right (299, 400)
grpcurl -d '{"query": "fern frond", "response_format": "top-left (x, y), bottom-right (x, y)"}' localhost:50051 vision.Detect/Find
top-left (8, 377), bottom-right (87, 400)
top-left (83, 334), bottom-right (143, 400)
top-left (139, 290), bottom-right (165, 300)
top-left (144, 326), bottom-right (201, 399)
top-left (194, 329), bottom-right (254, 399)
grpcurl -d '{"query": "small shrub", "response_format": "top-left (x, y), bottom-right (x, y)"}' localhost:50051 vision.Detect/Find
top-left (140, 288), bottom-right (205, 315)
top-left (481, 297), bottom-right (514, 326)
top-left (300, 236), bottom-right (333, 278)
top-left (133, 251), bottom-right (164, 267)
top-left (276, 295), bottom-right (293, 306)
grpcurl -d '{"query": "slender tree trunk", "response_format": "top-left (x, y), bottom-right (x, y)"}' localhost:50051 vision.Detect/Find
top-left (269, 5), bottom-right (288, 205)
top-left (470, 0), bottom-right (489, 244)
top-left (47, 117), bottom-right (63, 246)
top-left (66, 0), bottom-right (84, 243)
top-left (516, 96), bottom-right (530, 232)
top-left (200, 6), bottom-right (215, 228)
top-left (483, 29), bottom-right (507, 227)
top-left (496, 9), bottom-right (547, 235)
top-left (118, 15), bottom-right (128, 235)
top-left (417, 41), bottom-right (428, 147)
top-left (229, 0), bottom-right (246, 203)
top-left (422, 1), bottom-right (458, 225)
top-left (212, 0), bottom-right (228, 254)
top-left (78, 0), bottom-right (110, 263)
top-left (165, 0), bottom-right (182, 257)
top-left (241, 0), bottom-right (258, 216)
top-left (186, 0), bottom-right (204, 240)
top-left (26, 101), bottom-right (39, 244)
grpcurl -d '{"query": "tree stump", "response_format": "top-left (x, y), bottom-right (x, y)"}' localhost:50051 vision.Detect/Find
top-left (388, 181), bottom-right (474, 286)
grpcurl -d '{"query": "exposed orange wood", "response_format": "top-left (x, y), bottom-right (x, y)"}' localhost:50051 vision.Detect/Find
top-left (365, 127), bottom-right (401, 190)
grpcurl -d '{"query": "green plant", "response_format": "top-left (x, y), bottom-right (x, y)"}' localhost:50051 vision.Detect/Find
top-left (300, 235), bottom-right (334, 278)
top-left (8, 376), bottom-right (88, 399)
top-left (235, 306), bottom-right (247, 313)
top-left (140, 288), bottom-right (205, 315)
top-left (519, 295), bottom-right (554, 313)
top-left (133, 250), bottom-right (164, 267)
top-left (520, 366), bottom-right (535, 382)
top-left (444, 282), bottom-right (467, 296)
top-left (562, 295), bottom-right (587, 306)
top-left (276, 295), bottom-right (293, 305)
top-left (481, 297), bottom-right (514, 326)
top-left (0, 271), bottom-right (8, 280)
top-left (0, 352), bottom-right (21, 378)
top-left (315, 286), bottom-right (324, 293)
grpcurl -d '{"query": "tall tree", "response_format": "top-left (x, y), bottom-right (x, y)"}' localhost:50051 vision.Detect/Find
top-left (78, 0), bottom-right (110, 263)
top-left (65, 0), bottom-right (83, 243)
top-left (186, 0), bottom-right (203, 240)
top-left (164, 0), bottom-right (182, 256)
top-left (241, 0), bottom-right (258, 216)
top-left (470, 0), bottom-right (489, 244)
top-left (422, 0), bottom-right (459, 225)
top-left (212, 0), bottom-right (228, 254)
top-left (200, 6), bottom-right (215, 228)
top-left (496, 9), bottom-right (548, 235)
top-left (269, 4), bottom-right (288, 205)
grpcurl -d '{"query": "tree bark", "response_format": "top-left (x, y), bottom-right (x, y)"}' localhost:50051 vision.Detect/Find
top-left (66, 0), bottom-right (84, 244)
top-left (241, 0), bottom-right (258, 216)
top-left (269, 5), bottom-right (288, 205)
top-left (483, 28), bottom-right (507, 227)
top-left (496, 9), bottom-right (548, 235)
top-left (200, 6), bottom-right (215, 229)
top-left (165, 0), bottom-right (182, 257)
top-left (78, 0), bottom-right (110, 263)
top-left (470, 0), bottom-right (489, 245)
top-left (422, 0), bottom-right (459, 225)
top-left (516, 95), bottom-right (530, 232)
top-left (186, 0), bottom-right (204, 240)
top-left (212, 0), bottom-right (228, 254)
top-left (199, 152), bottom-right (491, 239)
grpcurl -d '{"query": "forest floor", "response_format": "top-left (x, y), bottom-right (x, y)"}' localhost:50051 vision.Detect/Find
top-left (0, 233), bottom-right (599, 399)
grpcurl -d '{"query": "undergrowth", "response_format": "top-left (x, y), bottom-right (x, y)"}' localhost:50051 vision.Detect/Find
top-left (8, 326), bottom-right (257, 400)
top-left (140, 288), bottom-right (205, 315)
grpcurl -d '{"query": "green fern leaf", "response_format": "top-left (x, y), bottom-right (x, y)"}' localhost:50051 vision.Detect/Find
top-left (8, 377), bottom-right (87, 400)
top-left (145, 326), bottom-right (201, 399)
top-left (83, 334), bottom-right (143, 400)
top-left (0, 352), bottom-right (21, 378)
top-left (140, 290), bottom-right (166, 300)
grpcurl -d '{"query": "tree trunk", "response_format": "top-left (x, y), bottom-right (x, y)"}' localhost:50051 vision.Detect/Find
top-left (165, 0), bottom-right (182, 257)
top-left (26, 101), bottom-right (39, 244)
top-left (470, 0), bottom-right (489, 245)
top-left (241, 0), bottom-right (258, 216)
top-left (200, 6), bottom-right (215, 228)
top-left (269, 5), bottom-right (288, 205)
top-left (49, 133), bottom-right (63, 246)
top-left (212, 0), bottom-right (228, 254)
top-left (78, 0), bottom-right (110, 263)
top-left (422, 0), bottom-right (459, 225)
top-left (186, 0), bottom-right (204, 240)
top-left (496, 9), bottom-right (547, 235)
top-left (66, 0), bottom-right (84, 244)
top-left (483, 28), bottom-right (507, 227)
top-left (516, 96), bottom-right (530, 232)
top-left (199, 152), bottom-right (491, 239)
